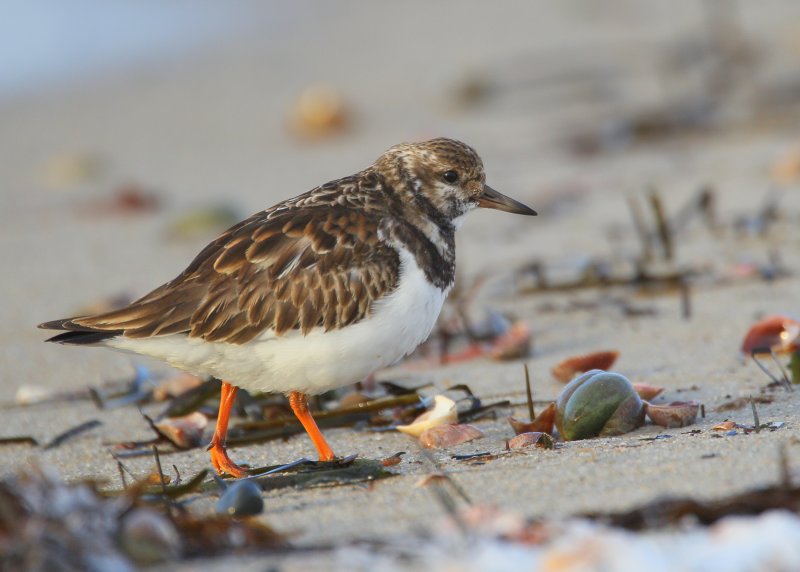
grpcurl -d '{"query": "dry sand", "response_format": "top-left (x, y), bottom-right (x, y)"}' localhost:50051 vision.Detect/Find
top-left (2, 2), bottom-right (800, 570)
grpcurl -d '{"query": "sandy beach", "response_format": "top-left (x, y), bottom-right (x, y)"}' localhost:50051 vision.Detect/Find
top-left (2, 2), bottom-right (800, 570)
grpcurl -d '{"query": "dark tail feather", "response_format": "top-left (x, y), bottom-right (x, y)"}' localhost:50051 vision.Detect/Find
top-left (45, 330), bottom-right (121, 345)
top-left (39, 318), bottom-right (122, 345)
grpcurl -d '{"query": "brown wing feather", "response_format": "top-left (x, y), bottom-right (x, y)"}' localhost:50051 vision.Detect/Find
top-left (69, 203), bottom-right (401, 344)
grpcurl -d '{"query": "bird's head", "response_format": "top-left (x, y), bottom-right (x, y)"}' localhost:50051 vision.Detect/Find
top-left (374, 137), bottom-right (536, 223)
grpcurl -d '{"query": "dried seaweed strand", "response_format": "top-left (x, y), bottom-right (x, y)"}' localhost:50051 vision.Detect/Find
top-left (524, 364), bottom-right (535, 421)
top-left (151, 445), bottom-right (171, 515)
top-left (117, 461), bottom-right (128, 490)
top-left (0, 436), bottom-right (38, 447)
top-left (750, 397), bottom-right (760, 433)
top-left (648, 189), bottom-right (673, 261)
top-left (44, 419), bottom-right (102, 450)
top-left (627, 194), bottom-right (653, 262)
top-left (751, 351), bottom-right (792, 391)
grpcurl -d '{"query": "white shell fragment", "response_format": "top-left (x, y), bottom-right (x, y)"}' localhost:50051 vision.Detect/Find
top-left (396, 395), bottom-right (457, 437)
top-left (15, 385), bottom-right (53, 405)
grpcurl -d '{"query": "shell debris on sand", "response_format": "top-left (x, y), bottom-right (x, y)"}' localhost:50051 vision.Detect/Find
top-left (396, 395), bottom-right (457, 437)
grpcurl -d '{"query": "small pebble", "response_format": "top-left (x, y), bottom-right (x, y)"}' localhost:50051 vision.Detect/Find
top-left (726, 430), bottom-right (738, 436)
top-left (216, 480), bottom-right (264, 517)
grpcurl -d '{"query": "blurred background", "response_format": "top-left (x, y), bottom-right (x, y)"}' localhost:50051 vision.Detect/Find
top-left (2, 0), bottom-right (800, 394)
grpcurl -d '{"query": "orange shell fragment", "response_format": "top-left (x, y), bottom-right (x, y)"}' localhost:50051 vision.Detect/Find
top-left (633, 383), bottom-right (665, 401)
top-left (551, 350), bottom-right (620, 383)
top-left (741, 315), bottom-right (800, 355)
top-left (712, 420), bottom-right (737, 431)
top-left (508, 402), bottom-right (556, 435)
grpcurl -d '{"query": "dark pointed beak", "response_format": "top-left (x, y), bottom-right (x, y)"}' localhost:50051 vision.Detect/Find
top-left (477, 185), bottom-right (537, 215)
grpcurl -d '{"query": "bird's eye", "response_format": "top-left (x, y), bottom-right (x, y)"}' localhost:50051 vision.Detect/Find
top-left (442, 170), bottom-right (459, 184)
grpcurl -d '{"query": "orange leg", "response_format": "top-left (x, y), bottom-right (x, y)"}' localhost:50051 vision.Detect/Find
top-left (208, 381), bottom-right (248, 478)
top-left (289, 391), bottom-right (335, 461)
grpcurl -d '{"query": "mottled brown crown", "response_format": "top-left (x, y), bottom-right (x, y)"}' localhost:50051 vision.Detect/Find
top-left (372, 138), bottom-right (486, 221)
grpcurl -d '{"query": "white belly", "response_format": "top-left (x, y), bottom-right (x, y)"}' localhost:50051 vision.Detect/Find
top-left (108, 248), bottom-right (448, 394)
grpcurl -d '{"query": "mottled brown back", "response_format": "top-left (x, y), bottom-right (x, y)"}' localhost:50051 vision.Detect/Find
top-left (52, 179), bottom-right (401, 344)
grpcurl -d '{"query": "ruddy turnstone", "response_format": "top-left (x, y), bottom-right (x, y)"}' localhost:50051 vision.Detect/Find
top-left (40, 138), bottom-right (536, 477)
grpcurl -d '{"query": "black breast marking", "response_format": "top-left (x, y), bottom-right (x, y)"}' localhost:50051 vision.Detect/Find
top-left (381, 219), bottom-right (455, 290)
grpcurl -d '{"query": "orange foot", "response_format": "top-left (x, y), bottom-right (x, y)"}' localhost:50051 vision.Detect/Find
top-left (209, 442), bottom-right (249, 478)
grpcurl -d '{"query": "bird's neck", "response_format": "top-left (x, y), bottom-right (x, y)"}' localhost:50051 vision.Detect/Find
top-left (375, 176), bottom-right (456, 290)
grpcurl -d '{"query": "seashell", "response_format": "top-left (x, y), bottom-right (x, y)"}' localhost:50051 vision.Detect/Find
top-left (551, 351), bottom-right (619, 383)
top-left (381, 452), bottom-right (405, 467)
top-left (645, 401), bottom-right (700, 428)
top-left (507, 432), bottom-right (555, 450)
top-left (741, 315), bottom-right (800, 355)
top-left (289, 84), bottom-right (349, 139)
top-left (154, 412), bottom-right (208, 449)
top-left (633, 383), bottom-right (665, 400)
top-left (120, 508), bottom-right (181, 564)
top-left (712, 421), bottom-right (737, 431)
top-left (216, 480), bottom-right (264, 517)
top-left (153, 373), bottom-right (204, 401)
top-left (555, 369), bottom-right (645, 441)
top-left (396, 395), bottom-right (457, 437)
top-left (14, 385), bottom-right (53, 405)
top-left (419, 424), bottom-right (485, 449)
top-left (489, 321), bottom-right (532, 360)
top-left (508, 402), bottom-right (556, 435)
